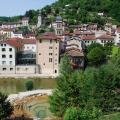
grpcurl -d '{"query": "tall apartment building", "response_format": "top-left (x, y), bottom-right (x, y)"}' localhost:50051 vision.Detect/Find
top-left (0, 40), bottom-right (23, 74)
top-left (36, 32), bottom-right (61, 74)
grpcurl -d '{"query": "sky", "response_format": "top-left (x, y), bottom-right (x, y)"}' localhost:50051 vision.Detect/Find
top-left (0, 0), bottom-right (57, 17)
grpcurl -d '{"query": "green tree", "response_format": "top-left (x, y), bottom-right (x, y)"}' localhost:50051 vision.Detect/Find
top-left (94, 64), bottom-right (120, 113)
top-left (64, 107), bottom-right (80, 120)
top-left (87, 47), bottom-right (106, 66)
top-left (87, 43), bottom-right (103, 53)
top-left (64, 107), bottom-right (101, 120)
top-left (25, 80), bottom-right (34, 91)
top-left (59, 54), bottom-right (73, 76)
top-left (49, 55), bottom-right (82, 117)
top-left (0, 92), bottom-right (13, 119)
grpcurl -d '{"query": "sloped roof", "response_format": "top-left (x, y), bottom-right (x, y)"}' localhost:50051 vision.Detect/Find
top-left (37, 32), bottom-right (61, 40)
top-left (82, 36), bottom-right (96, 41)
top-left (65, 48), bottom-right (84, 57)
top-left (97, 34), bottom-right (114, 40)
top-left (0, 40), bottom-right (23, 48)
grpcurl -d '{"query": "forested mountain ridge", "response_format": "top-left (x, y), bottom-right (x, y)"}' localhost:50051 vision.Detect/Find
top-left (40, 0), bottom-right (120, 25)
top-left (0, 0), bottom-right (120, 26)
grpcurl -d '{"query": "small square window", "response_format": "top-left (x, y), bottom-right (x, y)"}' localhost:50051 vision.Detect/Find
top-left (10, 61), bottom-right (12, 65)
top-left (9, 48), bottom-right (12, 51)
top-left (2, 61), bottom-right (6, 65)
top-left (9, 55), bottom-right (12, 58)
top-left (3, 68), bottom-right (6, 71)
top-left (10, 68), bottom-right (13, 71)
top-left (2, 55), bottom-right (6, 58)
top-left (39, 40), bottom-right (42, 43)
top-left (49, 47), bottom-right (53, 49)
top-left (49, 53), bottom-right (53, 56)
top-left (49, 58), bottom-right (53, 62)
top-left (2, 48), bottom-right (6, 51)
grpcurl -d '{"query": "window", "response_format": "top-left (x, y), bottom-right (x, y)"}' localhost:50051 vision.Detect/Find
top-left (4, 44), bottom-right (6, 46)
top-left (9, 55), bottom-right (12, 58)
top-left (9, 48), bottom-right (12, 51)
top-left (49, 47), bottom-right (53, 49)
top-left (49, 53), bottom-right (53, 56)
top-left (1, 44), bottom-right (3, 46)
top-left (2, 55), bottom-right (6, 58)
top-left (3, 68), bottom-right (6, 71)
top-left (49, 58), bottom-right (53, 62)
top-left (39, 40), bottom-right (42, 43)
top-left (55, 40), bottom-right (57, 43)
top-left (50, 40), bottom-right (52, 43)
top-left (2, 61), bottom-right (6, 65)
top-left (10, 61), bottom-right (12, 65)
top-left (39, 53), bottom-right (41, 55)
top-left (10, 68), bottom-right (13, 71)
top-left (2, 48), bottom-right (6, 51)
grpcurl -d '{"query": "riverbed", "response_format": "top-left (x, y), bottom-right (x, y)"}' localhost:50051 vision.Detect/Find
top-left (0, 78), bottom-right (56, 94)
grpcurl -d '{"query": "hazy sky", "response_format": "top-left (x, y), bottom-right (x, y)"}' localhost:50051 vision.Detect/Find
top-left (0, 0), bottom-right (57, 17)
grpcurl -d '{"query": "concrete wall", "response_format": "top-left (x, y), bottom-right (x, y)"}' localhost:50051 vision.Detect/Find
top-left (0, 66), bottom-right (15, 74)
top-left (0, 65), bottom-right (39, 74)
top-left (24, 44), bottom-right (36, 52)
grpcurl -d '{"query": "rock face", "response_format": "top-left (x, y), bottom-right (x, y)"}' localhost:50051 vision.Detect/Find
top-left (8, 89), bottom-right (53, 119)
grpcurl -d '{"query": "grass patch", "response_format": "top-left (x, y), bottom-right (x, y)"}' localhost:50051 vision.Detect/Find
top-left (100, 113), bottom-right (120, 120)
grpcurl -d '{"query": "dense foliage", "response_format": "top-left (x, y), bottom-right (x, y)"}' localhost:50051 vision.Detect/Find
top-left (64, 107), bottom-right (101, 120)
top-left (0, 92), bottom-right (13, 119)
top-left (51, 0), bottom-right (120, 25)
top-left (49, 53), bottom-right (120, 119)
top-left (1, 0), bottom-right (120, 26)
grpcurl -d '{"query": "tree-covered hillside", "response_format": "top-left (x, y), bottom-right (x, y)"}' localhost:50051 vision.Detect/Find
top-left (0, 0), bottom-right (120, 26)
top-left (41, 0), bottom-right (120, 25)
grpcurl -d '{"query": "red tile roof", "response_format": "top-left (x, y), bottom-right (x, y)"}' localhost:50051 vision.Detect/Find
top-left (97, 34), bottom-right (114, 40)
top-left (7, 40), bottom-right (23, 48)
top-left (74, 31), bottom-right (94, 35)
top-left (0, 40), bottom-right (23, 48)
top-left (74, 30), bottom-right (81, 35)
top-left (8, 38), bottom-right (36, 44)
top-left (22, 39), bottom-right (36, 44)
top-left (82, 36), bottom-right (96, 41)
top-left (65, 48), bottom-right (84, 57)
top-left (37, 32), bottom-right (61, 40)
top-left (1, 28), bottom-right (14, 32)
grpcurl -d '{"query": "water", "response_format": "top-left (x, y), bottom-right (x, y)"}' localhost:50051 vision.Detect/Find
top-left (0, 78), bottom-right (56, 94)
